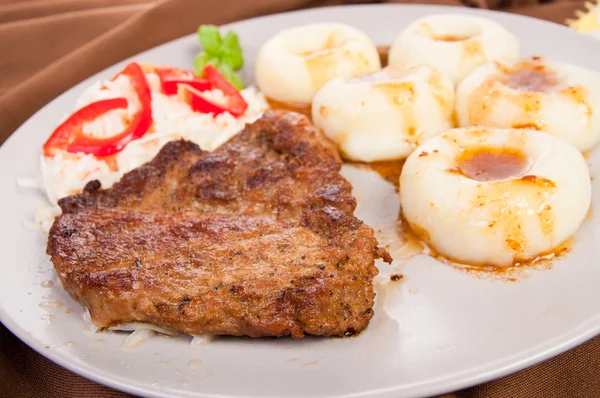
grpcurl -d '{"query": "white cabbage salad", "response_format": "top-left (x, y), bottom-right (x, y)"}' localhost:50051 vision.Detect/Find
top-left (40, 70), bottom-right (267, 204)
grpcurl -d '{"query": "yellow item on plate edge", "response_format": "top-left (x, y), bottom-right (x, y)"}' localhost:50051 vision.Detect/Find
top-left (568, 1), bottom-right (600, 34)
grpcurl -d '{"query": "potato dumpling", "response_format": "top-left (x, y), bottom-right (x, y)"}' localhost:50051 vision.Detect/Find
top-left (400, 127), bottom-right (591, 268)
top-left (255, 23), bottom-right (381, 105)
top-left (389, 14), bottom-right (519, 85)
top-left (456, 57), bottom-right (600, 152)
top-left (312, 65), bottom-right (454, 162)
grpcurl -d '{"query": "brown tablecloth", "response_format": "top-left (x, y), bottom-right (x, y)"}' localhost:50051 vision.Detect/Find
top-left (1, 0), bottom-right (599, 397)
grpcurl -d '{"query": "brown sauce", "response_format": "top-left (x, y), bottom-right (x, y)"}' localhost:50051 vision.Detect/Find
top-left (518, 175), bottom-right (556, 188)
top-left (374, 214), bottom-right (426, 263)
top-left (346, 159), bottom-right (405, 192)
top-left (389, 210), bottom-right (570, 276)
top-left (456, 147), bottom-right (529, 182)
top-left (265, 97), bottom-right (312, 118)
top-left (503, 61), bottom-right (560, 93)
top-left (512, 123), bottom-right (543, 130)
top-left (377, 46), bottom-right (389, 67)
top-left (431, 238), bottom-right (573, 281)
top-left (390, 202), bottom-right (569, 280)
top-left (394, 217), bottom-right (426, 259)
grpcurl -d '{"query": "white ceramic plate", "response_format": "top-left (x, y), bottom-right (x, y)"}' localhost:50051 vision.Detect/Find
top-left (1, 4), bottom-right (599, 398)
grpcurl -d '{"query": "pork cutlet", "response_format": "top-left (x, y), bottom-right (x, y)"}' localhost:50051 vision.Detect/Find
top-left (47, 110), bottom-right (390, 338)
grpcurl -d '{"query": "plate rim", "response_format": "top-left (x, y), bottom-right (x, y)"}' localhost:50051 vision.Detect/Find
top-left (1, 4), bottom-right (600, 398)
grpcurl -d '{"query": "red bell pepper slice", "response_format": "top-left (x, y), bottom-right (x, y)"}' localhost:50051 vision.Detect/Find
top-left (181, 65), bottom-right (248, 117)
top-left (66, 62), bottom-right (153, 157)
top-left (42, 62), bottom-right (153, 158)
top-left (112, 62), bottom-right (153, 109)
top-left (42, 98), bottom-right (128, 157)
top-left (150, 65), bottom-right (193, 80)
top-left (180, 85), bottom-right (230, 116)
top-left (66, 106), bottom-right (152, 157)
top-left (150, 66), bottom-right (211, 95)
top-left (203, 65), bottom-right (248, 116)
top-left (162, 78), bottom-right (210, 96)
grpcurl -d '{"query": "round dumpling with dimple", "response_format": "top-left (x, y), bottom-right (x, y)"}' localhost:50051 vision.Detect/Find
top-left (255, 23), bottom-right (381, 105)
top-left (312, 65), bottom-right (455, 162)
top-left (456, 57), bottom-right (600, 152)
top-left (389, 14), bottom-right (519, 85)
top-left (400, 127), bottom-right (591, 268)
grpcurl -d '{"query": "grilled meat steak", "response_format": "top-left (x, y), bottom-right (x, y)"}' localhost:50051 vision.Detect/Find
top-left (47, 110), bottom-right (390, 338)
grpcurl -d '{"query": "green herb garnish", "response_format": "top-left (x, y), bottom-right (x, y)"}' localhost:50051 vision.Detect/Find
top-left (195, 25), bottom-right (244, 89)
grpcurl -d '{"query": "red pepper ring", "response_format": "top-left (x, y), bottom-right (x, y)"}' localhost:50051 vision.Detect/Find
top-left (179, 66), bottom-right (248, 117)
top-left (65, 62), bottom-right (153, 157)
top-left (113, 62), bottom-right (153, 109)
top-left (151, 66), bottom-right (211, 95)
top-left (66, 106), bottom-right (152, 158)
top-left (162, 78), bottom-right (210, 96)
top-left (42, 62), bottom-right (154, 158)
top-left (178, 84), bottom-right (230, 116)
top-left (42, 98), bottom-right (128, 157)
top-left (202, 65), bottom-right (248, 117)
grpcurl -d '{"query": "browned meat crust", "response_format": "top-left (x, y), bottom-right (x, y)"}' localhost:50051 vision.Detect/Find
top-left (47, 110), bottom-right (389, 338)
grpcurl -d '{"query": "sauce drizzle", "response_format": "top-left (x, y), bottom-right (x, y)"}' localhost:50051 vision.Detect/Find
top-left (456, 147), bottom-right (530, 182)
top-left (430, 238), bottom-right (573, 280)
top-left (377, 46), bottom-right (389, 67)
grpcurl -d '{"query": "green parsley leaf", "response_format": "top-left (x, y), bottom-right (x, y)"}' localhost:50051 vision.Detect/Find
top-left (193, 52), bottom-right (220, 76)
top-left (197, 25), bottom-right (222, 56)
top-left (195, 25), bottom-right (245, 89)
top-left (218, 63), bottom-right (245, 90)
top-left (220, 31), bottom-right (243, 70)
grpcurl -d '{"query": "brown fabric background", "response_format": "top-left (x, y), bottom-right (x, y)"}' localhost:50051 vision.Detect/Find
top-left (1, 0), bottom-right (599, 397)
